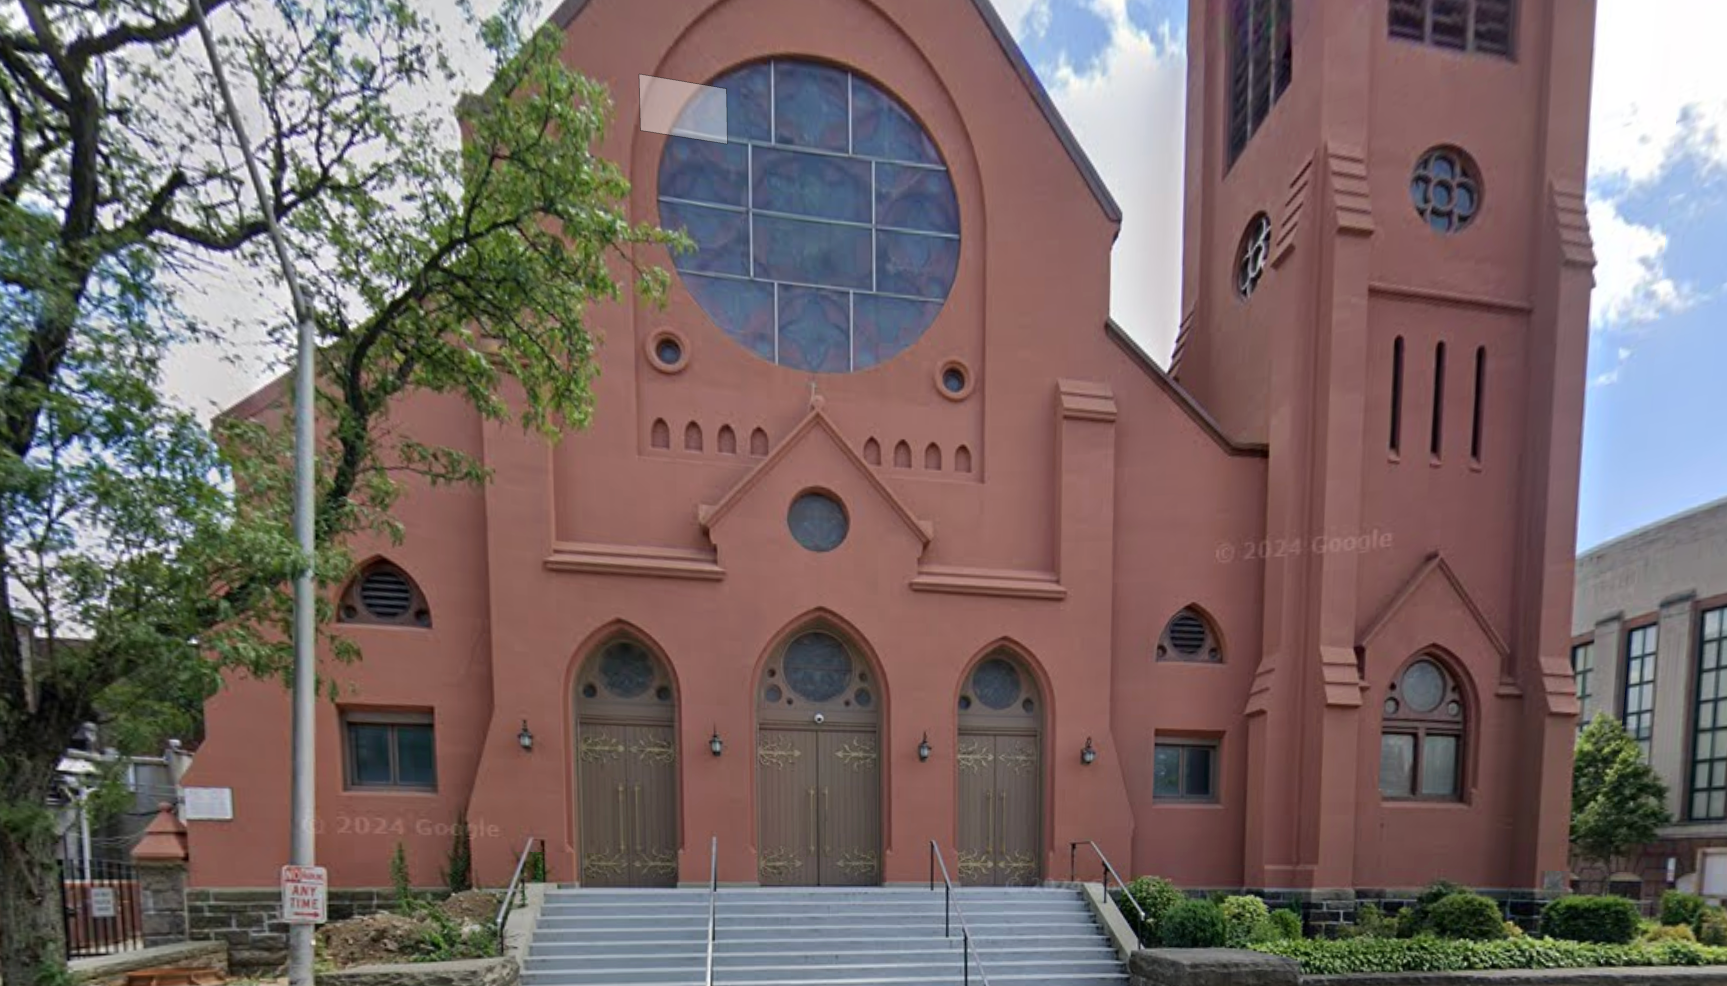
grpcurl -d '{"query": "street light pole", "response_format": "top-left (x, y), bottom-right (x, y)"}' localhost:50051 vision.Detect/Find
top-left (186, 6), bottom-right (321, 986)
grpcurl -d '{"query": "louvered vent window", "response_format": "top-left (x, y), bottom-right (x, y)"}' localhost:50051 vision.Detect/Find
top-left (1228, 0), bottom-right (1294, 167)
top-left (1389, 0), bottom-right (1515, 58)
top-left (1158, 608), bottom-right (1221, 663)
top-left (339, 562), bottom-right (431, 628)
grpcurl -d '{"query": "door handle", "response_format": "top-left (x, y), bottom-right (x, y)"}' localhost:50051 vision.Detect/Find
top-left (635, 784), bottom-right (644, 857)
top-left (999, 789), bottom-right (1008, 855)
top-left (808, 788), bottom-right (817, 854)
top-left (822, 788), bottom-right (830, 853)
top-left (985, 790), bottom-right (995, 862)
top-left (616, 783), bottom-right (626, 853)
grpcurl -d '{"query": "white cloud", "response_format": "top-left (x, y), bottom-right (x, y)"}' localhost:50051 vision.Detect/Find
top-left (1586, 197), bottom-right (1691, 328)
top-left (1584, 0), bottom-right (1726, 333)
top-left (1592, 369), bottom-right (1620, 388)
top-left (1034, 0), bottom-right (1186, 361)
top-left (991, 0), bottom-right (1049, 36)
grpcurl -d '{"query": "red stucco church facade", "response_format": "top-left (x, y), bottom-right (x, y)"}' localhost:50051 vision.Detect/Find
top-left (186, 0), bottom-right (1595, 902)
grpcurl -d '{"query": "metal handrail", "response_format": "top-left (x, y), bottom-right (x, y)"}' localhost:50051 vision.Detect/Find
top-left (495, 836), bottom-right (543, 955)
top-left (928, 841), bottom-right (992, 986)
top-left (1070, 840), bottom-right (1146, 948)
top-left (704, 836), bottom-right (718, 986)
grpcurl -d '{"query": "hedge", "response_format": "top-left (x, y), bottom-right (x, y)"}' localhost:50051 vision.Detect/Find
top-left (1249, 937), bottom-right (1727, 976)
top-left (1541, 894), bottom-right (1642, 944)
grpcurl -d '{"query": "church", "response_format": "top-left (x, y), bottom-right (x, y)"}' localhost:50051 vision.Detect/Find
top-left (186, 0), bottom-right (1594, 907)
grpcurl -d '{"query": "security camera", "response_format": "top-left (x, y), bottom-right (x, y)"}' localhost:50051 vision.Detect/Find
top-left (813, 713), bottom-right (826, 724)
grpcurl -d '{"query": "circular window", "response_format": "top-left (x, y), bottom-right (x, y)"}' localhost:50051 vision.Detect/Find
top-left (1237, 213), bottom-right (1272, 299)
top-left (656, 337), bottom-right (683, 365)
top-left (658, 59), bottom-right (960, 372)
top-left (1410, 147), bottom-right (1481, 234)
top-left (971, 658), bottom-right (1023, 711)
top-left (788, 491), bottom-right (848, 552)
top-left (783, 632), bottom-right (854, 703)
top-left (599, 641), bottom-right (655, 699)
top-left (1400, 659), bottom-right (1446, 713)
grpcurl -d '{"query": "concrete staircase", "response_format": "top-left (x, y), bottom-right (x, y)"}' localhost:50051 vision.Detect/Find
top-left (523, 885), bottom-right (1128, 986)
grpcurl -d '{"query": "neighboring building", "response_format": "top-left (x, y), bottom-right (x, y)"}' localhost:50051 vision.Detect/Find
top-left (1571, 495), bottom-right (1727, 902)
top-left (185, 0), bottom-right (1594, 918)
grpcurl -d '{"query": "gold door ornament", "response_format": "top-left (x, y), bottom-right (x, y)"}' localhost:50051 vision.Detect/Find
top-left (836, 850), bottom-right (879, 879)
top-left (834, 738), bottom-right (878, 770)
top-left (632, 736), bottom-right (676, 765)
top-left (638, 849), bottom-right (678, 878)
top-left (957, 850), bottom-right (993, 881)
top-left (997, 852), bottom-right (1039, 885)
top-left (997, 745), bottom-right (1037, 774)
top-left (579, 734), bottom-right (626, 764)
top-left (958, 741), bottom-right (994, 773)
top-left (758, 738), bottom-right (802, 768)
top-left (758, 847), bottom-right (804, 880)
top-left (582, 852), bottom-right (627, 879)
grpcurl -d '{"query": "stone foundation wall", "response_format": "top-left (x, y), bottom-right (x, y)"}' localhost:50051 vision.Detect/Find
top-left (1250, 889), bottom-right (1559, 937)
top-left (188, 888), bottom-right (446, 971)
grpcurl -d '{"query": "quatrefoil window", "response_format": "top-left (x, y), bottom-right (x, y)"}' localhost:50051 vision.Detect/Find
top-left (1410, 147), bottom-right (1481, 234)
top-left (1237, 213), bottom-right (1272, 299)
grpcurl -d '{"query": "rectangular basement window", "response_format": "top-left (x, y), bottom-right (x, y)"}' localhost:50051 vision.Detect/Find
top-left (344, 710), bottom-right (437, 791)
top-left (1153, 739), bottom-right (1219, 802)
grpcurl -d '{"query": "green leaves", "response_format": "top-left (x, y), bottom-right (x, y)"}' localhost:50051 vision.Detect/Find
top-left (1572, 714), bottom-right (1672, 865)
top-left (1251, 936), bottom-right (1727, 975)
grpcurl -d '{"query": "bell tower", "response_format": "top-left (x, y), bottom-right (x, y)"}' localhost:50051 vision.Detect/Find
top-left (1173, 0), bottom-right (1595, 895)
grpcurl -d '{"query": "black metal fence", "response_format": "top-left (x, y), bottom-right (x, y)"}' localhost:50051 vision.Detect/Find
top-left (59, 856), bottom-right (143, 958)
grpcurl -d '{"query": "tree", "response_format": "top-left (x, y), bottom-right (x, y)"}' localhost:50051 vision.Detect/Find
top-left (1571, 713), bottom-right (1672, 875)
top-left (0, 0), bottom-right (683, 981)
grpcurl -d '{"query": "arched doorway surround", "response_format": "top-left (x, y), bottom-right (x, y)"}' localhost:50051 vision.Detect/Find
top-left (755, 621), bottom-right (883, 886)
top-left (955, 645), bottom-right (1045, 886)
top-left (573, 633), bottom-right (679, 887)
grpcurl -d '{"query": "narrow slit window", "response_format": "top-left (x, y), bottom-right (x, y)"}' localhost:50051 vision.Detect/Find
top-left (1228, 0), bottom-right (1294, 166)
top-left (1390, 336), bottom-right (1405, 454)
top-left (1470, 346), bottom-right (1485, 462)
top-left (1430, 342), bottom-right (1446, 458)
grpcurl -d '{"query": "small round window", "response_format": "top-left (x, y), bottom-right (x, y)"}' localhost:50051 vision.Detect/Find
top-left (788, 492), bottom-right (848, 552)
top-left (599, 641), bottom-right (655, 699)
top-left (1237, 213), bottom-right (1271, 299)
top-left (1410, 147), bottom-right (1481, 234)
top-left (784, 632), bottom-right (854, 702)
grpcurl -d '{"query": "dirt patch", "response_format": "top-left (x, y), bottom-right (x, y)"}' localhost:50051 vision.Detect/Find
top-left (437, 891), bottom-right (503, 927)
top-left (317, 912), bottom-right (426, 968)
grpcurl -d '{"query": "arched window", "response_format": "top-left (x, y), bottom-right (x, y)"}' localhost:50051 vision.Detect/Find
top-left (1157, 608), bottom-right (1221, 663)
top-left (338, 561), bottom-right (430, 628)
top-left (1379, 656), bottom-right (1465, 800)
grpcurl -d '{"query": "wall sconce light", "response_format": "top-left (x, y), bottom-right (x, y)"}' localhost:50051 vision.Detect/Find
top-left (709, 728), bottom-right (724, 757)
top-left (517, 720), bottom-right (534, 752)
top-left (1080, 737), bottom-right (1097, 766)
top-left (918, 732), bottom-right (932, 762)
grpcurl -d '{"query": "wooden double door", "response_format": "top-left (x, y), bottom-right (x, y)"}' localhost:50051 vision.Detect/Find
top-left (575, 719), bottom-right (679, 888)
top-left (756, 726), bottom-right (881, 886)
top-left (956, 730), bottom-right (1043, 886)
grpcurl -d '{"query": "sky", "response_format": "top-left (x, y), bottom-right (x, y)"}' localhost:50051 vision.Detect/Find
top-left (164, 0), bottom-right (1727, 553)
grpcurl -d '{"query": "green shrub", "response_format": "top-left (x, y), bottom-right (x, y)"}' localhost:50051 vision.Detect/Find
top-left (1540, 894), bottom-right (1642, 944)
top-left (1343, 903), bottom-right (1399, 939)
top-left (1269, 908), bottom-right (1303, 941)
top-left (1642, 922), bottom-right (1697, 943)
top-left (1698, 907), bottom-right (1727, 946)
top-left (1249, 936), bottom-right (1727, 975)
top-left (1426, 893), bottom-right (1507, 941)
top-left (1161, 898), bottom-right (1229, 948)
top-left (1116, 877), bottom-right (1185, 945)
top-left (1660, 890), bottom-right (1707, 930)
top-left (409, 908), bottom-right (498, 963)
top-left (1504, 921), bottom-right (1525, 939)
top-left (1219, 895), bottom-right (1275, 947)
top-left (1396, 880), bottom-right (1469, 938)
top-left (444, 815), bottom-right (474, 894)
top-left (390, 842), bottom-right (412, 911)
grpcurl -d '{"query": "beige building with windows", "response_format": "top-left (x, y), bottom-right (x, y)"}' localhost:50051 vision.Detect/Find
top-left (1572, 494), bottom-right (1727, 901)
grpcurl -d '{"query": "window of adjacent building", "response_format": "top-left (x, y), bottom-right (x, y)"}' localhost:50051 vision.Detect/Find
top-left (1388, 0), bottom-right (1515, 58)
top-left (1227, 0), bottom-right (1294, 166)
top-left (1571, 641), bottom-right (1594, 704)
top-left (1691, 608), bottom-right (1727, 820)
top-left (1623, 625), bottom-right (1658, 760)
top-left (1153, 740), bottom-right (1218, 801)
top-left (344, 712), bottom-right (436, 791)
top-left (1380, 657), bottom-right (1465, 800)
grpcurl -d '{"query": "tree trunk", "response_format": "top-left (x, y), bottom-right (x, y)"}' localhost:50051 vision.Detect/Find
top-left (0, 749), bottom-right (73, 986)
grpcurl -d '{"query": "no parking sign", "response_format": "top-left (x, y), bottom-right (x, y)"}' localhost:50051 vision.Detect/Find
top-left (281, 865), bottom-right (327, 925)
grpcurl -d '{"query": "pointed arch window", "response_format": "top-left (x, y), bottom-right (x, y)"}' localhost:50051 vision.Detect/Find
top-left (1227, 0), bottom-right (1294, 166)
top-left (1157, 608), bottom-right (1221, 663)
top-left (1380, 656), bottom-right (1465, 800)
top-left (339, 561), bottom-right (431, 628)
top-left (1389, 0), bottom-right (1515, 58)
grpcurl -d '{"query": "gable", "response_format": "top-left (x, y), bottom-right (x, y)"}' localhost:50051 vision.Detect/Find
top-left (549, 0), bottom-right (1120, 223)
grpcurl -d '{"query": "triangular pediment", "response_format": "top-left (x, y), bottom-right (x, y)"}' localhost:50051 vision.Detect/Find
top-left (1361, 552), bottom-right (1510, 661)
top-left (697, 403), bottom-right (933, 548)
